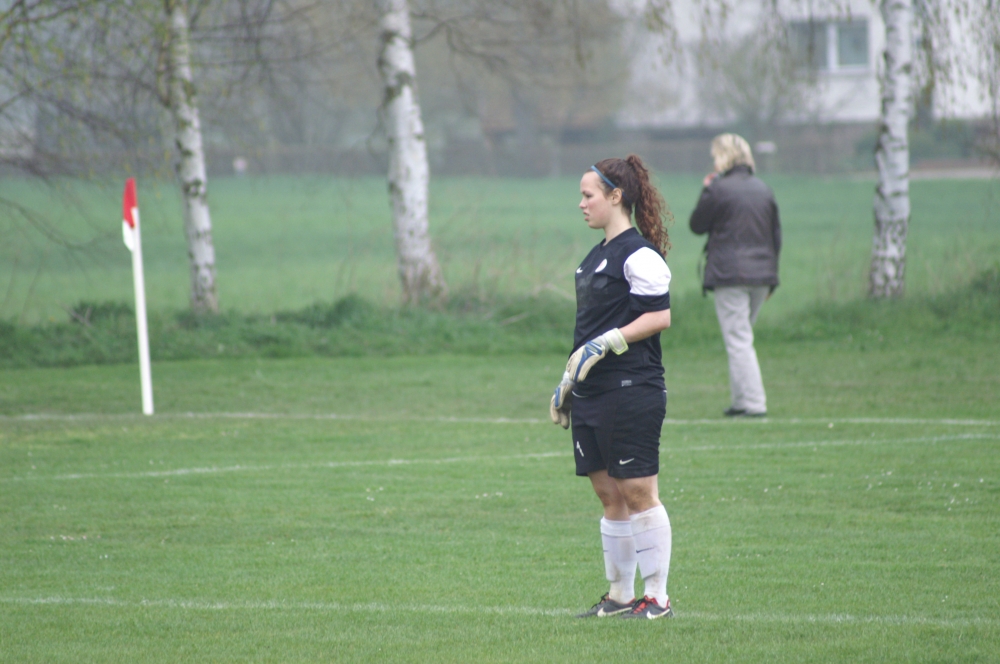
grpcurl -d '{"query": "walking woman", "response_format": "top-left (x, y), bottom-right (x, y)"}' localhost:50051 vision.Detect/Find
top-left (550, 155), bottom-right (675, 619)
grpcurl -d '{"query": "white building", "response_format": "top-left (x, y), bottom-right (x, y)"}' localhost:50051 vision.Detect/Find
top-left (615, 0), bottom-right (992, 131)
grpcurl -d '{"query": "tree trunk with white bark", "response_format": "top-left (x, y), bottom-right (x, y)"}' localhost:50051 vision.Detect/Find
top-left (165, 0), bottom-right (218, 314)
top-left (869, 0), bottom-right (913, 299)
top-left (979, 0), bottom-right (1000, 169)
top-left (377, 0), bottom-right (447, 305)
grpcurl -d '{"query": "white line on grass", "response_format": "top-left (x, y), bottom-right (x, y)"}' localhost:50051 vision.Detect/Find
top-left (0, 595), bottom-right (565, 617)
top-left (2, 451), bottom-right (568, 482)
top-left (680, 610), bottom-right (997, 628)
top-left (4, 434), bottom-right (996, 483)
top-left (1, 596), bottom-right (994, 628)
top-left (677, 432), bottom-right (999, 453)
top-left (3, 413), bottom-right (999, 427)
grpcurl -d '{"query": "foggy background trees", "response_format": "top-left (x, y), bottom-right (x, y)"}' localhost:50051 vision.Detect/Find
top-left (0, 0), bottom-right (996, 312)
top-left (0, 0), bottom-right (323, 313)
top-left (1, 0), bottom-right (624, 308)
top-left (3, 1), bottom-right (993, 182)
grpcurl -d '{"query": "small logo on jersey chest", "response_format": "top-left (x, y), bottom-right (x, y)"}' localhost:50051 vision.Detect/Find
top-left (595, 259), bottom-right (608, 272)
top-left (621, 379), bottom-right (632, 387)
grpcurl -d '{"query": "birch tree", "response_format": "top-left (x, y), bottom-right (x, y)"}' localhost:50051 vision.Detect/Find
top-left (863, 0), bottom-right (991, 298)
top-left (651, 0), bottom-right (992, 299)
top-left (974, 0), bottom-right (1000, 169)
top-left (869, 0), bottom-right (914, 298)
top-left (0, 0), bottom-right (316, 315)
top-left (366, 0), bottom-right (613, 304)
top-left (376, 0), bottom-right (446, 305)
top-left (162, 0), bottom-right (217, 314)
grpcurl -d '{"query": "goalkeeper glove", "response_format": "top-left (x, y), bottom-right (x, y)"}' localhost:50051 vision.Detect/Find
top-left (565, 328), bottom-right (628, 383)
top-left (549, 372), bottom-right (573, 429)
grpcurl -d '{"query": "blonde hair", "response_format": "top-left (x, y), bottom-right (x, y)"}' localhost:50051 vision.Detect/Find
top-left (711, 133), bottom-right (756, 173)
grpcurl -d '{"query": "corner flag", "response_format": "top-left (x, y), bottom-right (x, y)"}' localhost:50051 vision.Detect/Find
top-left (122, 178), bottom-right (154, 415)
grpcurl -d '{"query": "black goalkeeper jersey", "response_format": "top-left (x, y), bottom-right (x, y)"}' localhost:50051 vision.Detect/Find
top-left (572, 227), bottom-right (671, 397)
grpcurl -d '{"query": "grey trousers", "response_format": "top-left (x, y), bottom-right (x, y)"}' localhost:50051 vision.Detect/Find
top-left (714, 286), bottom-right (769, 414)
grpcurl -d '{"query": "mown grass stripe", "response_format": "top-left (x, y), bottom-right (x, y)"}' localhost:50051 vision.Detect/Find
top-left (1, 596), bottom-right (994, 627)
top-left (678, 432), bottom-right (999, 452)
top-left (1, 452), bottom-right (568, 482)
top-left (4, 434), bottom-right (995, 484)
top-left (0, 595), bottom-right (566, 617)
top-left (3, 413), bottom-right (999, 427)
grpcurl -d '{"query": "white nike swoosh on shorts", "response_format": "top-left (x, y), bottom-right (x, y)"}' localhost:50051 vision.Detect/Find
top-left (619, 458), bottom-right (635, 465)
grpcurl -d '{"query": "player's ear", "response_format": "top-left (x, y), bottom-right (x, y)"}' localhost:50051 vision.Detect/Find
top-left (610, 188), bottom-right (623, 205)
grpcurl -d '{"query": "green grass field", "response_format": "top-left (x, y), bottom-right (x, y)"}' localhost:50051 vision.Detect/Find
top-left (2, 174), bottom-right (998, 323)
top-left (1, 174), bottom-right (999, 661)
top-left (2, 339), bottom-right (999, 662)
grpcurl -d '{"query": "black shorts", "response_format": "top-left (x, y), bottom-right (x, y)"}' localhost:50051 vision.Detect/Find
top-left (571, 385), bottom-right (667, 479)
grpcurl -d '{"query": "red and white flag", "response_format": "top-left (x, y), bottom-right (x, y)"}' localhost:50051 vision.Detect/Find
top-left (122, 177), bottom-right (138, 251)
top-left (121, 177), bottom-right (154, 415)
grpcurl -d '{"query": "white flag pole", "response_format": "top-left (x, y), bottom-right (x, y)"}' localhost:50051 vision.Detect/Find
top-left (123, 178), bottom-right (154, 415)
top-left (131, 207), bottom-right (154, 415)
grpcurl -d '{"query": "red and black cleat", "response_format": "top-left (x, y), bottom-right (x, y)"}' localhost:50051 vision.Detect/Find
top-left (621, 596), bottom-right (673, 620)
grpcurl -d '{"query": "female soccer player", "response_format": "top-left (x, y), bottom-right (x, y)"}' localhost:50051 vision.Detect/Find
top-left (550, 155), bottom-right (674, 619)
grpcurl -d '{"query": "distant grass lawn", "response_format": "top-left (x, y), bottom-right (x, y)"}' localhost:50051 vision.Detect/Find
top-left (1, 338), bottom-right (998, 662)
top-left (1, 173), bottom-right (998, 661)
top-left (1, 174), bottom-right (998, 324)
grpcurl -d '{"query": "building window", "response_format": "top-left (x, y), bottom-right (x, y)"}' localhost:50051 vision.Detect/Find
top-left (837, 20), bottom-right (868, 67)
top-left (790, 20), bottom-right (829, 71)
top-left (789, 18), bottom-right (869, 72)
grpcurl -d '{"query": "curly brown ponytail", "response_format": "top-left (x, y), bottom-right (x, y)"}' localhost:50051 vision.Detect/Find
top-left (592, 154), bottom-right (673, 256)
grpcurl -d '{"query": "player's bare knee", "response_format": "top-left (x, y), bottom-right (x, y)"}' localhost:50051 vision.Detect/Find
top-left (616, 476), bottom-right (661, 513)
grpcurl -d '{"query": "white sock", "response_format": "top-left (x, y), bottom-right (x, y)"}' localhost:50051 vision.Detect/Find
top-left (630, 505), bottom-right (672, 608)
top-left (600, 518), bottom-right (637, 604)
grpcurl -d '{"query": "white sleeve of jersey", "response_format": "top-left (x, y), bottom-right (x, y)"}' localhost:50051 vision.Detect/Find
top-left (623, 247), bottom-right (671, 295)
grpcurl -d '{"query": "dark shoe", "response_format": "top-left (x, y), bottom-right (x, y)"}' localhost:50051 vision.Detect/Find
top-left (724, 408), bottom-right (767, 418)
top-left (620, 596), bottom-right (673, 620)
top-left (576, 592), bottom-right (634, 618)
